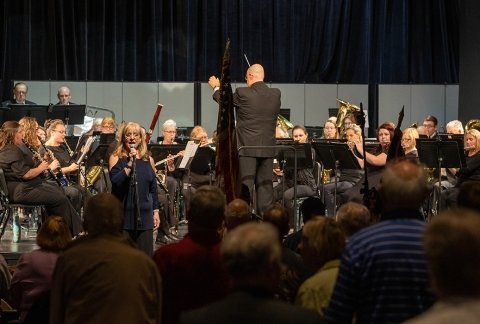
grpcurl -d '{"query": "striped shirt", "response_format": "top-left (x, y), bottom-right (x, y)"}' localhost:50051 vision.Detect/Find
top-left (325, 209), bottom-right (435, 323)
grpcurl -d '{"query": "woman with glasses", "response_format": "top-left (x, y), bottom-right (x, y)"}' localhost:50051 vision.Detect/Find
top-left (109, 122), bottom-right (160, 255)
top-left (401, 127), bottom-right (419, 160)
top-left (42, 119), bottom-right (84, 211)
top-left (0, 119), bottom-right (83, 238)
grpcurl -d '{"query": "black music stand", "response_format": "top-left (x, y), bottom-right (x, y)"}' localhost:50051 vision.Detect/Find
top-left (189, 146), bottom-right (216, 185)
top-left (278, 143), bottom-right (313, 170)
top-left (47, 104), bottom-right (86, 126)
top-left (312, 141), bottom-right (361, 213)
top-left (1, 105), bottom-right (49, 125)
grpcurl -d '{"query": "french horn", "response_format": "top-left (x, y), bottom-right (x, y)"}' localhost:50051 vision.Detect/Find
top-left (465, 119), bottom-right (480, 132)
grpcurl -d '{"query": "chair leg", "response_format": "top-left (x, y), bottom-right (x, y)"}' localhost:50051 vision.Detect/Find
top-left (0, 208), bottom-right (13, 240)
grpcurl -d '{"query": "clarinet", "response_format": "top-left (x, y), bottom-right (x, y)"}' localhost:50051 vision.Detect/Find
top-left (37, 138), bottom-right (70, 187)
top-left (22, 140), bottom-right (64, 187)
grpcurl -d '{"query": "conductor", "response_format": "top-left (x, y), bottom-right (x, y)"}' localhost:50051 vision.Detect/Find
top-left (209, 64), bottom-right (281, 215)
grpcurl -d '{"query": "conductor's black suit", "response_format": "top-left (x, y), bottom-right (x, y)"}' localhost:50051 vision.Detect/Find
top-left (214, 81), bottom-right (281, 214)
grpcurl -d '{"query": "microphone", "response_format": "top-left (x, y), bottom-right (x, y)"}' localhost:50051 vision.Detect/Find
top-left (129, 143), bottom-right (137, 161)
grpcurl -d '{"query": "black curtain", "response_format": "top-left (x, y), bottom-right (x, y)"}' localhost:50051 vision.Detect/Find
top-left (0, 0), bottom-right (459, 99)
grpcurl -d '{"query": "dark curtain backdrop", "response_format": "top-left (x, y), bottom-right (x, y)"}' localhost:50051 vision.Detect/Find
top-left (0, 0), bottom-right (459, 99)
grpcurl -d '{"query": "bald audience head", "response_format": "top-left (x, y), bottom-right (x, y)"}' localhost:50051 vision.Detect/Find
top-left (84, 193), bottom-right (124, 235)
top-left (225, 198), bottom-right (252, 231)
top-left (424, 208), bottom-right (480, 298)
top-left (379, 160), bottom-right (429, 211)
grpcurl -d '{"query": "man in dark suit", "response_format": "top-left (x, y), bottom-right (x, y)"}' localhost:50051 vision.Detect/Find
top-left (1, 82), bottom-right (36, 106)
top-left (209, 64), bottom-right (281, 214)
top-left (179, 222), bottom-right (321, 324)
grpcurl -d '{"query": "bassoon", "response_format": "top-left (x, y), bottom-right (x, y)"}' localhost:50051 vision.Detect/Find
top-left (146, 104), bottom-right (164, 143)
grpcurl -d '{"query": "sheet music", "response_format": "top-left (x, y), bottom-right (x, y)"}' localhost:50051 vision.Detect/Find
top-left (179, 140), bottom-right (200, 169)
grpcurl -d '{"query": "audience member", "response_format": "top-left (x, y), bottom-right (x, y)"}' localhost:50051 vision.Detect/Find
top-left (0, 255), bottom-right (11, 300)
top-left (457, 181), bottom-right (480, 212)
top-left (335, 201), bottom-right (372, 239)
top-left (406, 209), bottom-right (480, 323)
top-left (296, 216), bottom-right (345, 318)
top-left (224, 198), bottom-right (253, 231)
top-left (10, 216), bottom-right (71, 322)
top-left (50, 193), bottom-right (162, 323)
top-left (283, 197), bottom-right (325, 252)
top-left (153, 185), bottom-right (229, 324)
top-left (263, 204), bottom-right (307, 303)
top-left (180, 222), bottom-right (321, 323)
top-left (326, 160), bottom-right (434, 323)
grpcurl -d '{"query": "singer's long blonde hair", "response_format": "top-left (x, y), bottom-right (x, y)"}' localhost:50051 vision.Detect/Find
top-left (113, 122), bottom-right (149, 160)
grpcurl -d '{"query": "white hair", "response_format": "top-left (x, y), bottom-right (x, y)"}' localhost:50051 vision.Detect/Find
top-left (162, 119), bottom-right (177, 130)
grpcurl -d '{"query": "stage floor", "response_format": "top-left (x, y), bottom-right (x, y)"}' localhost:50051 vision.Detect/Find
top-left (0, 227), bottom-right (38, 266)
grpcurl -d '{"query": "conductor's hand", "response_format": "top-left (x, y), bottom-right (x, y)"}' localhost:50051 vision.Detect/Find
top-left (208, 76), bottom-right (220, 89)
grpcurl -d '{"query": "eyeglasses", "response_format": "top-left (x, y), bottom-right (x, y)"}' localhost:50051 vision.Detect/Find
top-left (124, 133), bottom-right (140, 138)
top-left (423, 124), bottom-right (434, 128)
top-left (52, 129), bottom-right (66, 134)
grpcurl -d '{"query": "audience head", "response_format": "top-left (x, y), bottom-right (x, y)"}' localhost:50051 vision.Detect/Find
top-left (336, 202), bottom-right (372, 238)
top-left (446, 120), bottom-right (464, 134)
top-left (57, 86), bottom-right (71, 105)
top-left (424, 208), bottom-right (480, 298)
top-left (36, 216), bottom-right (72, 252)
top-left (263, 204), bottom-right (290, 239)
top-left (222, 222), bottom-right (281, 291)
top-left (13, 82), bottom-right (28, 104)
top-left (187, 186), bottom-right (225, 231)
top-left (225, 198), bottom-right (252, 231)
top-left (457, 181), bottom-right (480, 212)
top-left (379, 159), bottom-right (429, 211)
top-left (299, 216), bottom-right (345, 270)
top-left (300, 197), bottom-right (325, 223)
top-left (84, 193), bottom-right (124, 235)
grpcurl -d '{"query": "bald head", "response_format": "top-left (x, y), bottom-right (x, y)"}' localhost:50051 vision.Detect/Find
top-left (379, 160), bottom-right (429, 210)
top-left (246, 64), bottom-right (265, 87)
top-left (57, 86), bottom-right (71, 105)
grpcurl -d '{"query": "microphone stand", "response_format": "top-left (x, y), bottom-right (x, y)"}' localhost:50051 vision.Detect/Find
top-left (130, 155), bottom-right (142, 234)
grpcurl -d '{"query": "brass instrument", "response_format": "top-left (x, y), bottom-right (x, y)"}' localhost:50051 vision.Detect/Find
top-left (277, 114), bottom-right (294, 135)
top-left (425, 167), bottom-right (440, 184)
top-left (465, 119), bottom-right (480, 132)
top-left (322, 169), bottom-right (332, 183)
top-left (336, 99), bottom-right (360, 136)
top-left (86, 165), bottom-right (103, 188)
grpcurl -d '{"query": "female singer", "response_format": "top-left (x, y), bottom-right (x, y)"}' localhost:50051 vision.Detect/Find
top-left (441, 129), bottom-right (480, 208)
top-left (109, 122), bottom-right (160, 255)
top-left (0, 120), bottom-right (83, 237)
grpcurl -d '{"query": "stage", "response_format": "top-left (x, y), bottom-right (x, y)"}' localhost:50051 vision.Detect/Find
top-left (0, 227), bottom-right (38, 266)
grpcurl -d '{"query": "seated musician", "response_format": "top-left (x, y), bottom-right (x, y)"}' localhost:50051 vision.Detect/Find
top-left (322, 119), bottom-right (339, 139)
top-left (156, 119), bottom-right (182, 244)
top-left (401, 127), bottom-right (419, 160)
top-left (0, 120), bottom-right (83, 236)
top-left (182, 126), bottom-right (215, 209)
top-left (273, 125), bottom-right (317, 227)
top-left (323, 124), bottom-right (364, 216)
top-left (42, 119), bottom-right (84, 210)
top-left (441, 128), bottom-right (480, 208)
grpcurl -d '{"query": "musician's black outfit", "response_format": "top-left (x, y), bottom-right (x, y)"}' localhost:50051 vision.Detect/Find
top-left (40, 145), bottom-right (84, 211)
top-left (0, 143), bottom-right (83, 235)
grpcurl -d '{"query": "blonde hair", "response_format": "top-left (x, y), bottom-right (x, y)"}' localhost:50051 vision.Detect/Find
top-left (46, 119), bottom-right (65, 139)
top-left (113, 122), bottom-right (149, 160)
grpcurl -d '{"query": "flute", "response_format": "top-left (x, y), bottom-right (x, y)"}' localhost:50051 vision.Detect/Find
top-left (154, 153), bottom-right (182, 167)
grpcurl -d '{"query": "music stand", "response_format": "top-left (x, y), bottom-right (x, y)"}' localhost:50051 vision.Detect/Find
top-left (47, 104), bottom-right (86, 126)
top-left (312, 141), bottom-right (361, 213)
top-left (278, 143), bottom-right (313, 170)
top-left (417, 138), bottom-right (466, 214)
top-left (2, 105), bottom-right (49, 125)
top-left (99, 133), bottom-right (116, 145)
top-left (190, 146), bottom-right (216, 184)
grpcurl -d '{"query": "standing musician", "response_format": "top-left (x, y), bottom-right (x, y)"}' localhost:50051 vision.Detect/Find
top-left (42, 119), bottom-right (84, 211)
top-left (109, 122), bottom-right (160, 255)
top-left (0, 120), bottom-right (83, 236)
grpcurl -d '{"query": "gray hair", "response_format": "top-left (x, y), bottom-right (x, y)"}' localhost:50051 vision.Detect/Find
top-left (221, 222), bottom-right (281, 277)
top-left (446, 120), bottom-right (464, 134)
top-left (162, 119), bottom-right (177, 130)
